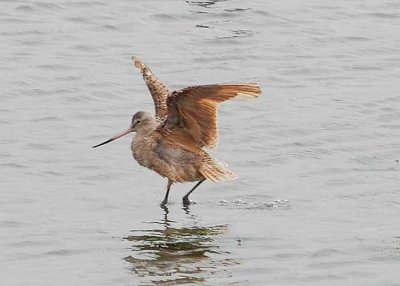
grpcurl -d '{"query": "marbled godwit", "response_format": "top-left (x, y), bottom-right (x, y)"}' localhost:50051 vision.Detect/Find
top-left (93, 56), bottom-right (261, 207)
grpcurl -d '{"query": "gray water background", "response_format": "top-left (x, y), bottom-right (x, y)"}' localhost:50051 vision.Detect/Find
top-left (1, 0), bottom-right (400, 285)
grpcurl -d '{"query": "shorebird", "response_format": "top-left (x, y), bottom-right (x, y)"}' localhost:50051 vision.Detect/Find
top-left (93, 56), bottom-right (261, 207)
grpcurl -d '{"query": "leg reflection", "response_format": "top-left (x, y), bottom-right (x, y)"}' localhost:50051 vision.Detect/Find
top-left (124, 212), bottom-right (233, 285)
top-left (182, 204), bottom-right (190, 215)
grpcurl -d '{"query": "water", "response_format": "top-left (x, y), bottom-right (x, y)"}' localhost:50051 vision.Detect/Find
top-left (1, 0), bottom-right (400, 285)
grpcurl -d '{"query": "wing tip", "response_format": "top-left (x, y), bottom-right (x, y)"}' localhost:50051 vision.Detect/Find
top-left (131, 55), bottom-right (144, 70)
top-left (234, 83), bottom-right (262, 99)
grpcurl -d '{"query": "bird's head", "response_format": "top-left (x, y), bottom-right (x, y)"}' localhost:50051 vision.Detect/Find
top-left (93, 111), bottom-right (154, 148)
top-left (130, 111), bottom-right (154, 132)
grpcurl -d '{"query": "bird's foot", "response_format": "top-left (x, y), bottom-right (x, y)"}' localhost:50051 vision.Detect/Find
top-left (182, 196), bottom-right (192, 205)
top-left (160, 199), bottom-right (168, 208)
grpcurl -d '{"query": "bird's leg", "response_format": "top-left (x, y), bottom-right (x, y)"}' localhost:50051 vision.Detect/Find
top-left (182, 179), bottom-right (205, 205)
top-left (160, 179), bottom-right (173, 207)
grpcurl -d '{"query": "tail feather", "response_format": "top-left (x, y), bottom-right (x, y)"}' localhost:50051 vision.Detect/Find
top-left (200, 158), bottom-right (237, 182)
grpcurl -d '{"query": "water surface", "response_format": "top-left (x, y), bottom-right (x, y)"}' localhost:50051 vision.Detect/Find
top-left (1, 0), bottom-right (400, 285)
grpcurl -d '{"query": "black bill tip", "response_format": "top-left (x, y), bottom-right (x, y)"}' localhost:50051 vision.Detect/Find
top-left (92, 138), bottom-right (114, 148)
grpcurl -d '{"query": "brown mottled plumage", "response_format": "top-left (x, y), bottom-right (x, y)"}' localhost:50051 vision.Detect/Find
top-left (132, 56), bottom-right (170, 120)
top-left (93, 56), bottom-right (261, 207)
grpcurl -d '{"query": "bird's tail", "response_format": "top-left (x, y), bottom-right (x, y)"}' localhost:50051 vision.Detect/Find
top-left (200, 157), bottom-right (237, 182)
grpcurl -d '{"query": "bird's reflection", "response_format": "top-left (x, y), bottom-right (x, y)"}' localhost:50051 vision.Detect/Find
top-left (124, 207), bottom-right (236, 285)
top-left (185, 0), bottom-right (228, 9)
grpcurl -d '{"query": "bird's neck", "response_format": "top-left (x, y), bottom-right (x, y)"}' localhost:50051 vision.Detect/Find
top-left (135, 121), bottom-right (157, 137)
top-left (131, 122), bottom-right (157, 158)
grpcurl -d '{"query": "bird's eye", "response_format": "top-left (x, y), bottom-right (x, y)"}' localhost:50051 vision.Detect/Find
top-left (136, 120), bottom-right (141, 124)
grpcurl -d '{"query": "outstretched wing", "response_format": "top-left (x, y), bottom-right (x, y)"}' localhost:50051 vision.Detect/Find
top-left (162, 83), bottom-right (261, 149)
top-left (132, 56), bottom-right (170, 119)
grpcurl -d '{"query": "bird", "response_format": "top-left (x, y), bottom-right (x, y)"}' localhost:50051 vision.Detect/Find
top-left (93, 56), bottom-right (261, 207)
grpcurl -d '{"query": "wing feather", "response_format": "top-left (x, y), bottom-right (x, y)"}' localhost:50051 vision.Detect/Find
top-left (132, 56), bottom-right (170, 119)
top-left (162, 83), bottom-right (261, 149)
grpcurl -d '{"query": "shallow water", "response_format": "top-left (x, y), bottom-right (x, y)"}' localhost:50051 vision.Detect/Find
top-left (1, 0), bottom-right (400, 285)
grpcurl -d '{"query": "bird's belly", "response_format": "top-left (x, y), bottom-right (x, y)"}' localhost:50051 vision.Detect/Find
top-left (132, 140), bottom-right (203, 182)
top-left (157, 146), bottom-right (204, 182)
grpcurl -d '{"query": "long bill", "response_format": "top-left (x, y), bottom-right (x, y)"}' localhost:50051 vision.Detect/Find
top-left (92, 128), bottom-right (133, 148)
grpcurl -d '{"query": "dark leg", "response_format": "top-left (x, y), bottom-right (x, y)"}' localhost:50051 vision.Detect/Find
top-left (182, 179), bottom-right (205, 205)
top-left (160, 180), bottom-right (173, 207)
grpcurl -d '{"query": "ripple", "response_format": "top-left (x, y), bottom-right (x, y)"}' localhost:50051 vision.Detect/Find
top-left (368, 12), bottom-right (400, 19)
top-left (37, 63), bottom-right (75, 71)
top-left (28, 143), bottom-right (55, 151)
top-left (32, 116), bottom-right (62, 122)
top-left (0, 220), bottom-right (27, 228)
top-left (61, 1), bottom-right (106, 8)
top-left (151, 13), bottom-right (177, 22)
top-left (218, 198), bottom-right (290, 210)
top-left (1, 162), bottom-right (29, 169)
top-left (15, 5), bottom-right (34, 12)
top-left (34, 2), bottom-right (64, 10)
top-left (100, 24), bottom-right (117, 30)
top-left (71, 44), bottom-right (98, 52)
